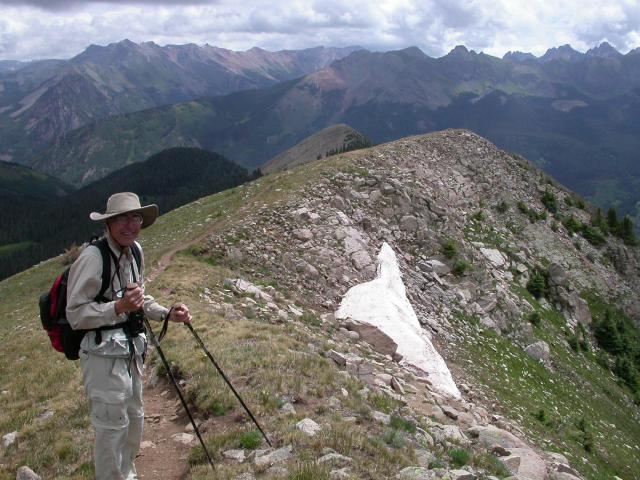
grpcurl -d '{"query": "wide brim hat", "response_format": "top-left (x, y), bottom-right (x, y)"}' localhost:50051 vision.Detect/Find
top-left (89, 192), bottom-right (158, 229)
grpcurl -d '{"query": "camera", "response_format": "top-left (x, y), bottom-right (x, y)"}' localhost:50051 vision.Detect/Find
top-left (128, 309), bottom-right (146, 337)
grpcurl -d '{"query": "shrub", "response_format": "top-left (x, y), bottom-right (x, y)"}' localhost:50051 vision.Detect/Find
top-left (527, 311), bottom-right (542, 327)
top-left (452, 260), bottom-right (470, 276)
top-left (449, 449), bottom-right (471, 467)
top-left (382, 429), bottom-right (406, 448)
top-left (239, 430), bottom-right (263, 450)
top-left (526, 269), bottom-right (548, 298)
top-left (440, 239), bottom-right (458, 259)
top-left (471, 210), bottom-right (486, 222)
top-left (517, 201), bottom-right (529, 214)
top-left (390, 415), bottom-right (417, 433)
top-left (541, 190), bottom-right (558, 213)
top-left (563, 215), bottom-right (582, 235)
top-left (496, 201), bottom-right (509, 213)
top-left (580, 223), bottom-right (606, 246)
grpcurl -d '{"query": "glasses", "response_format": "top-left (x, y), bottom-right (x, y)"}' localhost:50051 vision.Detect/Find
top-left (111, 214), bottom-right (143, 225)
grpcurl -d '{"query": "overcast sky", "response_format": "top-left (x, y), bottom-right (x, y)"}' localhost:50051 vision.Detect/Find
top-left (1, 0), bottom-right (639, 61)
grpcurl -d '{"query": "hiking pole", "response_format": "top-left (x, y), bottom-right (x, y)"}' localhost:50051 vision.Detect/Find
top-left (186, 322), bottom-right (273, 448)
top-left (143, 318), bottom-right (215, 469)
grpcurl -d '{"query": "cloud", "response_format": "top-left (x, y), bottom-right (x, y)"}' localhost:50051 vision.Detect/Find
top-left (0, 0), bottom-right (638, 61)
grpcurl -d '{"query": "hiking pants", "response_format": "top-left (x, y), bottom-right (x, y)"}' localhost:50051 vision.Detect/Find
top-left (81, 352), bottom-right (144, 480)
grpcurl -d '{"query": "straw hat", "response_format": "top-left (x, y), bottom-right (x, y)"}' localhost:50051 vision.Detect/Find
top-left (89, 192), bottom-right (158, 228)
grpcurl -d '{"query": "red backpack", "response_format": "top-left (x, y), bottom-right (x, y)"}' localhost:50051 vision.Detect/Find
top-left (39, 238), bottom-right (140, 360)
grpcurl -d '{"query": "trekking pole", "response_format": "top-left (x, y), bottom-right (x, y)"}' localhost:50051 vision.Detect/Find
top-left (144, 318), bottom-right (215, 468)
top-left (186, 322), bottom-right (273, 447)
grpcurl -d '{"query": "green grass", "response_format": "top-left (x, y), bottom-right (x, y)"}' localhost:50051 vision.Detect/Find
top-left (451, 297), bottom-right (640, 479)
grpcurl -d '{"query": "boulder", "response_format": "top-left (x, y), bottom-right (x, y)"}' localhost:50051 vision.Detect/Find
top-left (499, 448), bottom-right (547, 479)
top-left (480, 248), bottom-right (507, 268)
top-left (296, 418), bottom-right (321, 436)
top-left (254, 445), bottom-right (293, 467)
top-left (223, 449), bottom-right (246, 463)
top-left (293, 228), bottom-right (314, 241)
top-left (548, 263), bottom-right (567, 287)
top-left (466, 425), bottom-right (528, 449)
top-left (396, 467), bottom-right (435, 479)
top-left (16, 467), bottom-right (41, 480)
top-left (345, 321), bottom-right (398, 356)
top-left (524, 341), bottom-right (551, 366)
top-left (352, 250), bottom-right (373, 270)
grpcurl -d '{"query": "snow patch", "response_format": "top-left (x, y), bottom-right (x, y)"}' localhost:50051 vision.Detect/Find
top-left (336, 243), bottom-right (461, 399)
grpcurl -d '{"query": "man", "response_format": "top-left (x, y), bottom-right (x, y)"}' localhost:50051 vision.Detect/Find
top-left (66, 192), bottom-right (191, 480)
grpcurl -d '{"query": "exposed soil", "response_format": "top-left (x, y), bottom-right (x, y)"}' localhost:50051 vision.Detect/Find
top-left (136, 379), bottom-right (191, 480)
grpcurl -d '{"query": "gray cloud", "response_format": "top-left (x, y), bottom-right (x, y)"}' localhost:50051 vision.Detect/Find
top-left (0, 0), bottom-right (638, 61)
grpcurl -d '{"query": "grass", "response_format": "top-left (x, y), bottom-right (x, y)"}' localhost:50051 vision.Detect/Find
top-left (450, 294), bottom-right (640, 479)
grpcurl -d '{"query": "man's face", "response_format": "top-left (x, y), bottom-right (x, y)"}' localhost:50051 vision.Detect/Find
top-left (107, 213), bottom-right (143, 247)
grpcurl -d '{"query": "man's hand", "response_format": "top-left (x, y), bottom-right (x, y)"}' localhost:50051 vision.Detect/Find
top-left (168, 303), bottom-right (192, 324)
top-left (115, 283), bottom-right (145, 315)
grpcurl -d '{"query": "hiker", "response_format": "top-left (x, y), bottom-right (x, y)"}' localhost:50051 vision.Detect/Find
top-left (66, 192), bottom-right (192, 480)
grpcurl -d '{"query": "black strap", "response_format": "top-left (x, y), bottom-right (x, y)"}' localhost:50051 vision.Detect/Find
top-left (158, 306), bottom-right (173, 343)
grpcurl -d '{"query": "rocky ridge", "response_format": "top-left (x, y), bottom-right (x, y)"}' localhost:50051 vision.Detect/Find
top-left (186, 129), bottom-right (640, 478)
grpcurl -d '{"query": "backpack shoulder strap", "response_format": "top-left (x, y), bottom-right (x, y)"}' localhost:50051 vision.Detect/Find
top-left (131, 242), bottom-right (142, 272)
top-left (93, 238), bottom-right (115, 302)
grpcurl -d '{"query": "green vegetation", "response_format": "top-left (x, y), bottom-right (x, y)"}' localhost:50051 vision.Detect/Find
top-left (239, 430), bottom-right (262, 450)
top-left (517, 201), bottom-right (546, 223)
top-left (526, 268), bottom-right (549, 298)
top-left (440, 238), bottom-right (458, 259)
top-left (541, 189), bottom-right (558, 213)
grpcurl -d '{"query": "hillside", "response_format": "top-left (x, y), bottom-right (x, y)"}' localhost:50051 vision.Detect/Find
top-left (0, 147), bottom-right (259, 280)
top-left (263, 124), bottom-right (371, 173)
top-left (29, 44), bottom-right (640, 229)
top-left (0, 161), bottom-right (73, 200)
top-left (1, 130), bottom-right (639, 479)
top-left (0, 40), bottom-right (360, 165)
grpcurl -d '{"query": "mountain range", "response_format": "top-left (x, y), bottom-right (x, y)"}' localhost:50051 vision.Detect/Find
top-left (0, 40), bottom-right (361, 165)
top-left (12, 42), bottom-right (639, 230)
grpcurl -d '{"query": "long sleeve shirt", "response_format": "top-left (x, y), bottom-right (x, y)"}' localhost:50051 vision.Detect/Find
top-left (66, 231), bottom-right (167, 360)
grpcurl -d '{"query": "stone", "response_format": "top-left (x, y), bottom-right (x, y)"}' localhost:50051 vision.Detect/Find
top-left (396, 466), bottom-right (434, 479)
top-left (415, 448), bottom-right (437, 467)
top-left (331, 467), bottom-right (353, 479)
top-left (441, 405), bottom-right (460, 420)
top-left (418, 259), bottom-right (451, 276)
top-left (316, 452), bottom-right (353, 466)
top-left (391, 377), bottom-right (405, 395)
top-left (2, 431), bottom-right (17, 448)
top-left (296, 418), bottom-right (321, 436)
top-left (524, 341), bottom-right (551, 366)
top-left (466, 425), bottom-right (528, 449)
top-left (556, 463), bottom-right (581, 477)
top-left (327, 350), bottom-right (347, 366)
top-left (234, 473), bottom-right (256, 480)
top-left (548, 263), bottom-right (567, 287)
top-left (400, 215), bottom-right (419, 232)
top-left (371, 410), bottom-right (391, 425)
top-left (171, 433), bottom-right (195, 445)
top-left (140, 441), bottom-right (156, 449)
top-left (254, 444), bottom-right (293, 467)
top-left (345, 321), bottom-right (398, 356)
top-left (450, 470), bottom-right (477, 480)
top-left (430, 424), bottom-right (469, 445)
top-left (223, 449), bottom-right (246, 463)
top-left (352, 250), bottom-right (373, 270)
top-left (293, 228), bottom-right (314, 241)
top-left (549, 472), bottom-right (582, 480)
top-left (280, 402), bottom-right (296, 414)
top-left (499, 448), bottom-right (547, 479)
top-left (480, 248), bottom-right (507, 268)
top-left (267, 466), bottom-right (289, 476)
top-left (16, 466), bottom-right (41, 480)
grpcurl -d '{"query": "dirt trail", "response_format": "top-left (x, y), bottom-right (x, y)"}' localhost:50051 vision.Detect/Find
top-left (139, 206), bottom-right (248, 478)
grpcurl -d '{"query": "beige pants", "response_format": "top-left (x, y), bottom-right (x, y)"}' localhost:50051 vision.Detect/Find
top-left (81, 352), bottom-right (144, 480)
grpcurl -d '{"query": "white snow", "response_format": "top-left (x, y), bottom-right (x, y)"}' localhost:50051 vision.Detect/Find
top-left (336, 243), bottom-right (461, 399)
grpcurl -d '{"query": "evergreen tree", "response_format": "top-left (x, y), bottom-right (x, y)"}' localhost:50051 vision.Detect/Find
top-left (607, 207), bottom-right (619, 233)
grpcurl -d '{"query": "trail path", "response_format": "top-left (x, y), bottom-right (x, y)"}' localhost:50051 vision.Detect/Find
top-left (138, 203), bottom-right (249, 478)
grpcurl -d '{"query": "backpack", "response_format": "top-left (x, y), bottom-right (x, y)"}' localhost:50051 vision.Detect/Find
top-left (39, 238), bottom-right (141, 360)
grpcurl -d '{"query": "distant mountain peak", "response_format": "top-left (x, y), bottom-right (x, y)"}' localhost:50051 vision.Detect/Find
top-left (503, 51), bottom-right (537, 62)
top-left (446, 45), bottom-right (473, 57)
top-left (586, 41), bottom-right (622, 58)
top-left (540, 44), bottom-right (582, 62)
